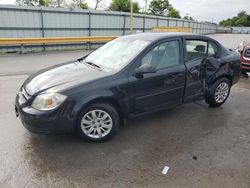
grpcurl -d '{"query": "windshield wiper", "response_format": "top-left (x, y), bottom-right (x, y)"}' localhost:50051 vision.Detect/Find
top-left (86, 61), bottom-right (101, 69)
top-left (81, 59), bottom-right (102, 70)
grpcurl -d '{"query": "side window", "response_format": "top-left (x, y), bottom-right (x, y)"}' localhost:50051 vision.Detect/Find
top-left (185, 40), bottom-right (207, 61)
top-left (207, 41), bottom-right (219, 58)
top-left (141, 40), bottom-right (180, 70)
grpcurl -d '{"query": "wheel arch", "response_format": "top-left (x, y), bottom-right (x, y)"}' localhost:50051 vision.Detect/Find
top-left (216, 74), bottom-right (233, 85)
top-left (75, 96), bottom-right (125, 132)
top-left (209, 74), bottom-right (233, 87)
top-left (205, 74), bottom-right (232, 107)
top-left (86, 97), bottom-right (124, 119)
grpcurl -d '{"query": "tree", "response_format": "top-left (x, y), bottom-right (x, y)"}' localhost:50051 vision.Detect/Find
top-left (16, 0), bottom-right (51, 6)
top-left (148, 0), bottom-right (171, 15)
top-left (94, 0), bottom-right (102, 10)
top-left (109, 0), bottom-right (140, 13)
top-left (183, 15), bottom-right (194, 20)
top-left (148, 0), bottom-right (181, 18)
top-left (16, 0), bottom-right (69, 7)
top-left (219, 11), bottom-right (250, 27)
top-left (235, 11), bottom-right (250, 26)
top-left (94, 0), bottom-right (109, 10)
top-left (69, 0), bottom-right (88, 9)
top-left (79, 2), bottom-right (88, 9)
top-left (168, 8), bottom-right (181, 18)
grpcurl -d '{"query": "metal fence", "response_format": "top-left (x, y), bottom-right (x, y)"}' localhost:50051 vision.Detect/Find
top-left (0, 5), bottom-right (217, 53)
top-left (231, 27), bottom-right (250, 34)
top-left (217, 26), bottom-right (250, 34)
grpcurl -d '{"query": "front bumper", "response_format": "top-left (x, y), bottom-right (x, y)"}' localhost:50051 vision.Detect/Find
top-left (241, 62), bottom-right (250, 71)
top-left (15, 92), bottom-right (76, 134)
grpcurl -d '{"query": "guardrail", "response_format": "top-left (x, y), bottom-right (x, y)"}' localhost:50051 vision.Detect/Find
top-left (0, 36), bottom-right (117, 53)
top-left (0, 36), bottom-right (117, 45)
top-left (152, 26), bottom-right (193, 33)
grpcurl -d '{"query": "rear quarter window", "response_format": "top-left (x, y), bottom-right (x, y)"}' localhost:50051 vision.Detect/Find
top-left (207, 41), bottom-right (219, 58)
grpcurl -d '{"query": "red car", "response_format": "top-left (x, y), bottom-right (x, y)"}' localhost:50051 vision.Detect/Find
top-left (239, 42), bottom-right (250, 74)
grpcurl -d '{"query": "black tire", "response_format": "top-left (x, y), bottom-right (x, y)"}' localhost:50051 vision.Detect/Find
top-left (205, 78), bottom-right (231, 107)
top-left (76, 103), bottom-right (120, 142)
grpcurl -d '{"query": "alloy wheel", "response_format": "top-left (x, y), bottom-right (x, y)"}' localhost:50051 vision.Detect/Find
top-left (214, 82), bottom-right (229, 103)
top-left (80, 110), bottom-right (113, 139)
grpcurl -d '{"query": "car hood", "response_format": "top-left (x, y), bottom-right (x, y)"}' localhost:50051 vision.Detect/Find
top-left (24, 60), bottom-right (111, 95)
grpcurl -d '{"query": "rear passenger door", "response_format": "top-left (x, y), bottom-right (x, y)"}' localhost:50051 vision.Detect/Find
top-left (184, 38), bottom-right (208, 102)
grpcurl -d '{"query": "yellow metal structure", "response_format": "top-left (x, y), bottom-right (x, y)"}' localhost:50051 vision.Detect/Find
top-left (152, 27), bottom-right (193, 33)
top-left (0, 36), bottom-right (117, 45)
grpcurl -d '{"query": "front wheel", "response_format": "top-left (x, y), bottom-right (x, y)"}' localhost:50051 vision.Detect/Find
top-left (205, 78), bottom-right (231, 107)
top-left (77, 103), bottom-right (120, 142)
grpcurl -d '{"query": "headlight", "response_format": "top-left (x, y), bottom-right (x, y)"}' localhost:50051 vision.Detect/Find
top-left (31, 93), bottom-right (67, 111)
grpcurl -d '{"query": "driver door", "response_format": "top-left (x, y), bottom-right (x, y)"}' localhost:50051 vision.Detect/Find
top-left (128, 38), bottom-right (186, 114)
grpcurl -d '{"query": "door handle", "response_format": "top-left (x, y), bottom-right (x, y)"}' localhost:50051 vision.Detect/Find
top-left (190, 68), bottom-right (199, 75)
top-left (165, 75), bottom-right (177, 85)
top-left (164, 79), bottom-right (176, 85)
top-left (189, 69), bottom-right (199, 79)
top-left (166, 72), bottom-right (183, 78)
top-left (175, 73), bottom-right (184, 77)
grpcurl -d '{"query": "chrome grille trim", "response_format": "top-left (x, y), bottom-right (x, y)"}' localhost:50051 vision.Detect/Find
top-left (241, 63), bottom-right (250, 67)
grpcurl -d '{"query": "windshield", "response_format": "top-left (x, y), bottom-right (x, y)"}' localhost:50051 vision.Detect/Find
top-left (85, 37), bottom-right (150, 70)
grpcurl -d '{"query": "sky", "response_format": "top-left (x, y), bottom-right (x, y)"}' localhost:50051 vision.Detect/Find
top-left (0, 0), bottom-right (249, 23)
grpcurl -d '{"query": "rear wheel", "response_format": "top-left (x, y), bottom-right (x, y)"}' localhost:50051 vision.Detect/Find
top-left (205, 78), bottom-right (231, 107)
top-left (77, 103), bottom-right (119, 142)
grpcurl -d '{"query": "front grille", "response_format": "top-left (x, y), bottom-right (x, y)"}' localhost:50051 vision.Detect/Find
top-left (241, 63), bottom-right (250, 67)
top-left (244, 48), bottom-right (250, 58)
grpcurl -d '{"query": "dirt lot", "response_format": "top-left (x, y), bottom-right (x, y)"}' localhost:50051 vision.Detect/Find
top-left (0, 34), bottom-right (250, 188)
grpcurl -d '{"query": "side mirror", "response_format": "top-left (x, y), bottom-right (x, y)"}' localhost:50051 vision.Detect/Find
top-left (134, 64), bottom-right (157, 78)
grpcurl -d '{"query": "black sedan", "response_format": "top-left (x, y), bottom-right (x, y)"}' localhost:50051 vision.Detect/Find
top-left (15, 33), bottom-right (241, 142)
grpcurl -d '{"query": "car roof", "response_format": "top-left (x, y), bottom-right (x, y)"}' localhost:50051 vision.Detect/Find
top-left (120, 32), bottom-right (209, 42)
top-left (120, 32), bottom-right (231, 57)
